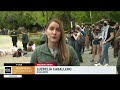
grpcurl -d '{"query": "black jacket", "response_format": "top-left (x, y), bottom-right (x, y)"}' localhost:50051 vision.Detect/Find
top-left (117, 50), bottom-right (120, 74)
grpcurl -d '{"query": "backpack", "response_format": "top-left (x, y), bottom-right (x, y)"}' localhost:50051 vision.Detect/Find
top-left (77, 33), bottom-right (85, 46)
top-left (81, 31), bottom-right (85, 36)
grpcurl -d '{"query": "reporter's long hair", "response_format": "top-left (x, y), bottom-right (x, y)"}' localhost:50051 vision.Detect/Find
top-left (46, 19), bottom-right (70, 65)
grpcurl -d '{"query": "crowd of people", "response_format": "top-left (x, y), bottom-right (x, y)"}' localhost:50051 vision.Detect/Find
top-left (5, 18), bottom-right (119, 66)
top-left (0, 28), bottom-right (9, 35)
top-left (66, 18), bottom-right (119, 66)
top-left (0, 18), bottom-right (120, 71)
top-left (30, 18), bottom-right (120, 70)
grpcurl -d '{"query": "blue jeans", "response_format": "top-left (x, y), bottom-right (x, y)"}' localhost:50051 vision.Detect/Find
top-left (100, 42), bottom-right (111, 65)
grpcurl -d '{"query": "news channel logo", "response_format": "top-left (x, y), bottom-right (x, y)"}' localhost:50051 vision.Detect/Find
top-left (4, 66), bottom-right (12, 74)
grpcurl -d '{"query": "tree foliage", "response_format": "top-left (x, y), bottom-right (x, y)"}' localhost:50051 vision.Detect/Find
top-left (0, 11), bottom-right (120, 32)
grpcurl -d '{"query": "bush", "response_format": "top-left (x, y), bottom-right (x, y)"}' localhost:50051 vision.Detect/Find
top-left (30, 38), bottom-right (41, 46)
top-left (17, 34), bottom-right (22, 41)
top-left (18, 32), bottom-right (42, 46)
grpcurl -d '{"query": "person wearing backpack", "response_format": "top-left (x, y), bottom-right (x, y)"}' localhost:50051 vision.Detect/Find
top-left (95, 20), bottom-right (114, 66)
top-left (73, 25), bottom-right (83, 63)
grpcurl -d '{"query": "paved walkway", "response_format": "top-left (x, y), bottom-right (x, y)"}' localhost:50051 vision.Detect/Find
top-left (0, 35), bottom-right (31, 74)
top-left (81, 47), bottom-right (117, 66)
top-left (0, 35), bottom-right (118, 74)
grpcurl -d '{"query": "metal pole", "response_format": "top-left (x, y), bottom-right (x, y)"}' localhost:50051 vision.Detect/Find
top-left (89, 11), bottom-right (92, 24)
top-left (70, 21), bottom-right (73, 29)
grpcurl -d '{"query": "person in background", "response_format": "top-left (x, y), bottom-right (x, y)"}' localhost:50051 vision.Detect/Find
top-left (73, 25), bottom-right (83, 63)
top-left (27, 41), bottom-right (34, 52)
top-left (117, 50), bottom-right (120, 74)
top-left (30, 19), bottom-right (80, 66)
top-left (90, 26), bottom-right (102, 64)
top-left (95, 20), bottom-right (114, 66)
top-left (22, 29), bottom-right (29, 55)
top-left (10, 29), bottom-right (19, 47)
top-left (67, 30), bottom-right (76, 49)
top-left (114, 24), bottom-right (120, 58)
top-left (40, 29), bottom-right (47, 45)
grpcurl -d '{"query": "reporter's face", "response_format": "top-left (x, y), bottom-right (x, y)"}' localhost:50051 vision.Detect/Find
top-left (45, 21), bottom-right (61, 43)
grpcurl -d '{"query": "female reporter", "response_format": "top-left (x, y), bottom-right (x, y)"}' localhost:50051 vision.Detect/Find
top-left (30, 19), bottom-right (80, 66)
